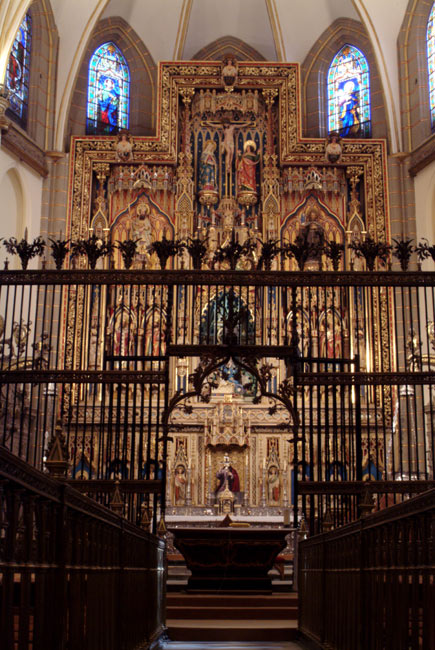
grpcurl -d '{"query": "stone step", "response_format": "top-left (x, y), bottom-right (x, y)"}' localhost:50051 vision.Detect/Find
top-left (166, 620), bottom-right (299, 643)
top-left (166, 593), bottom-right (298, 608)
top-left (166, 606), bottom-right (298, 620)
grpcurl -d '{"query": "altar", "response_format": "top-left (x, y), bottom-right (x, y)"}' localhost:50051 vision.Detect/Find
top-left (169, 525), bottom-right (289, 592)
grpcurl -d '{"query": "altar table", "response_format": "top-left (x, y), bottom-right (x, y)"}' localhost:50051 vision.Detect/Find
top-left (169, 526), bottom-right (289, 592)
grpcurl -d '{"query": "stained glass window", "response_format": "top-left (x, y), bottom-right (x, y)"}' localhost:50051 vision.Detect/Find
top-left (6, 13), bottom-right (32, 128)
top-left (327, 44), bottom-right (370, 138)
top-left (427, 3), bottom-right (435, 127)
top-left (87, 42), bottom-right (130, 135)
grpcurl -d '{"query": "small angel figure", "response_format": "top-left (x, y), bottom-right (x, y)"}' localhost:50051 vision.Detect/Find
top-left (222, 56), bottom-right (238, 89)
top-left (115, 129), bottom-right (134, 162)
top-left (325, 131), bottom-right (342, 164)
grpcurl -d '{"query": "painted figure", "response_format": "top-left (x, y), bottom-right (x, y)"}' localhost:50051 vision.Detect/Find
top-left (199, 140), bottom-right (217, 191)
top-left (216, 455), bottom-right (240, 493)
top-left (98, 75), bottom-right (120, 132)
top-left (237, 140), bottom-right (259, 194)
top-left (339, 80), bottom-right (360, 136)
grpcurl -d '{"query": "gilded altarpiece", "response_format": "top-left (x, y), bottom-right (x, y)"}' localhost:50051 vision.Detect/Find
top-left (65, 61), bottom-right (391, 517)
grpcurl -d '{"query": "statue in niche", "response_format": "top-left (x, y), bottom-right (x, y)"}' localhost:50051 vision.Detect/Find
top-left (174, 463), bottom-right (187, 505)
top-left (216, 454), bottom-right (240, 494)
top-left (267, 464), bottom-right (280, 505)
top-left (320, 312), bottom-right (342, 359)
top-left (112, 309), bottom-right (136, 362)
top-left (222, 56), bottom-right (238, 88)
top-left (132, 201), bottom-right (152, 257)
top-left (115, 130), bottom-right (133, 162)
top-left (325, 131), bottom-right (342, 164)
top-left (299, 207), bottom-right (325, 269)
top-left (237, 140), bottom-right (259, 196)
top-left (199, 140), bottom-right (217, 191)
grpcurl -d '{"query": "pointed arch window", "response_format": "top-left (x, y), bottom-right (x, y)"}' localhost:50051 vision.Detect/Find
top-left (6, 13), bottom-right (32, 128)
top-left (327, 44), bottom-right (370, 138)
top-left (87, 42), bottom-right (130, 135)
top-left (427, 3), bottom-right (435, 128)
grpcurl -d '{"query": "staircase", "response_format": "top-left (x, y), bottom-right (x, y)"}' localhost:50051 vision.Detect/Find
top-left (166, 592), bottom-right (299, 642)
top-left (166, 553), bottom-right (298, 643)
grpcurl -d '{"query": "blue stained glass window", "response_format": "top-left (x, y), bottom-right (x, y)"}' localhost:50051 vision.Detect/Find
top-left (86, 42), bottom-right (130, 135)
top-left (327, 44), bottom-right (370, 138)
top-left (6, 13), bottom-right (32, 128)
top-left (427, 4), bottom-right (435, 128)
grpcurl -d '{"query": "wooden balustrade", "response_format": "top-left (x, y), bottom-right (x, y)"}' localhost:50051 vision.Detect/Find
top-left (0, 445), bottom-right (166, 650)
top-left (298, 488), bottom-right (435, 649)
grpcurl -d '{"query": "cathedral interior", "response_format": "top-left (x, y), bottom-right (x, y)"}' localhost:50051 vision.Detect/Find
top-left (0, 1), bottom-right (434, 649)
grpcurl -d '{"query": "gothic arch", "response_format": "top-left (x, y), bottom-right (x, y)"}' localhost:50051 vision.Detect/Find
top-left (301, 18), bottom-right (389, 142)
top-left (66, 16), bottom-right (157, 148)
top-left (398, 0), bottom-right (434, 152)
top-left (192, 35), bottom-right (267, 62)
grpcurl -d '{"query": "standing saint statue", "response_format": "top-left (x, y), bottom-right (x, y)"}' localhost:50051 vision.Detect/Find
top-left (199, 139), bottom-right (217, 191)
top-left (267, 465), bottom-right (280, 505)
top-left (237, 140), bottom-right (260, 197)
top-left (198, 139), bottom-right (218, 206)
top-left (216, 455), bottom-right (240, 494)
top-left (174, 464), bottom-right (187, 505)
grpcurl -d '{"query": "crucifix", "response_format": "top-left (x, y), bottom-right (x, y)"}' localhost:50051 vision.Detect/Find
top-left (201, 117), bottom-right (256, 196)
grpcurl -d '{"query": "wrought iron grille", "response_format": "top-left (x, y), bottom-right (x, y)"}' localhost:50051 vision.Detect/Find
top-left (1, 268), bottom-right (434, 532)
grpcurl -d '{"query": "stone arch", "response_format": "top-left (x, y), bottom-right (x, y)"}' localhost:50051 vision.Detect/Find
top-left (5, 0), bottom-right (58, 149)
top-left (192, 35), bottom-right (267, 62)
top-left (65, 16), bottom-right (157, 148)
top-left (398, 0), bottom-right (434, 152)
top-left (301, 18), bottom-right (389, 142)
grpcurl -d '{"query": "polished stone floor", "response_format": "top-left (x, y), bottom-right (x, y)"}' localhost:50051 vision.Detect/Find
top-left (162, 642), bottom-right (304, 649)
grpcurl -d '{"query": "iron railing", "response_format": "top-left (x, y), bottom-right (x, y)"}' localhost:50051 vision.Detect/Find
top-left (1, 268), bottom-right (435, 530)
top-left (298, 488), bottom-right (435, 649)
top-left (0, 444), bottom-right (166, 650)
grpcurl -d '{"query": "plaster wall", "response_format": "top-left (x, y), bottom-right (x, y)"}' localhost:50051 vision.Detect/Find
top-left (414, 158), bottom-right (435, 268)
top-left (0, 149), bottom-right (43, 269)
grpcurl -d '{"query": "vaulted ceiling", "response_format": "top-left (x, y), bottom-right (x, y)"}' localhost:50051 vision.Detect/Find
top-left (0, 0), bottom-right (411, 151)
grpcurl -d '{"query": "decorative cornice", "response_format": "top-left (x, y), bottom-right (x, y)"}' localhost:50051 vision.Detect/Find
top-left (408, 132), bottom-right (435, 177)
top-left (2, 122), bottom-right (49, 177)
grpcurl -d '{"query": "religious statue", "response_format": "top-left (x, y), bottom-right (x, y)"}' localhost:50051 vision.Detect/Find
top-left (222, 56), bottom-right (238, 88)
top-left (325, 131), bottom-right (342, 164)
top-left (222, 122), bottom-right (237, 169)
top-left (132, 200), bottom-right (152, 259)
top-left (300, 208), bottom-right (325, 268)
top-left (216, 454), bottom-right (240, 493)
top-left (267, 464), bottom-right (280, 505)
top-left (237, 140), bottom-right (259, 203)
top-left (199, 139), bottom-right (217, 189)
top-left (115, 130), bottom-right (133, 162)
top-left (320, 312), bottom-right (342, 359)
top-left (112, 308), bottom-right (136, 360)
top-left (174, 463), bottom-right (187, 505)
top-left (198, 139), bottom-right (218, 205)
